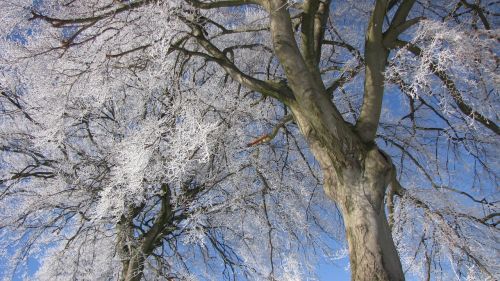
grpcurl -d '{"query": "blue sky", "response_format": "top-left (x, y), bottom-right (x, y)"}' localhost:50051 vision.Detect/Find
top-left (0, 250), bottom-right (351, 280)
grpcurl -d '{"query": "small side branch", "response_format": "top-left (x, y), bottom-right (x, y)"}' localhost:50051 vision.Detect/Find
top-left (185, 0), bottom-right (260, 9)
top-left (30, 0), bottom-right (152, 27)
top-left (247, 115), bottom-right (293, 147)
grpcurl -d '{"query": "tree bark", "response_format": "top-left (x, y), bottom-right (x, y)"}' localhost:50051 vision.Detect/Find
top-left (118, 217), bottom-right (146, 281)
top-left (291, 106), bottom-right (405, 281)
top-left (118, 184), bottom-right (173, 281)
top-left (328, 150), bottom-right (404, 281)
top-left (122, 251), bottom-right (145, 281)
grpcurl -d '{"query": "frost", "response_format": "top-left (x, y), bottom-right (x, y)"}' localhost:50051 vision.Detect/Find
top-left (0, 1), bottom-right (498, 281)
top-left (386, 20), bottom-right (499, 122)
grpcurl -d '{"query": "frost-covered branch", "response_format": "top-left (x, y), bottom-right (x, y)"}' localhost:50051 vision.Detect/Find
top-left (393, 39), bottom-right (499, 135)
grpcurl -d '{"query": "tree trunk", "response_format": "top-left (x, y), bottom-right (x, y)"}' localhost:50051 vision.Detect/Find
top-left (291, 106), bottom-right (405, 281)
top-left (118, 185), bottom-right (172, 281)
top-left (122, 251), bottom-right (145, 281)
top-left (326, 150), bottom-right (404, 281)
top-left (342, 197), bottom-right (403, 281)
top-left (256, 1), bottom-right (404, 279)
top-left (118, 214), bottom-right (146, 281)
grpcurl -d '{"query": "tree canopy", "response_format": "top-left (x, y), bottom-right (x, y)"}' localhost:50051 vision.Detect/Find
top-left (0, 0), bottom-right (498, 280)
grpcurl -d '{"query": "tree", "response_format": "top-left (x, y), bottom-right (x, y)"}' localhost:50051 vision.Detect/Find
top-left (0, 0), bottom-right (498, 280)
top-left (0, 61), bottom-right (343, 280)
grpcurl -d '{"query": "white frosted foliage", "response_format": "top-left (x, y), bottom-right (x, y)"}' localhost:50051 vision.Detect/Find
top-left (0, 1), bottom-right (498, 281)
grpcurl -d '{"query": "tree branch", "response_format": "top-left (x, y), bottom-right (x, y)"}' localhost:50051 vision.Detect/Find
top-left (459, 0), bottom-right (491, 30)
top-left (395, 40), bottom-right (499, 135)
top-left (246, 114), bottom-right (293, 146)
top-left (185, 0), bottom-right (260, 9)
top-left (30, 0), bottom-right (153, 27)
top-left (182, 20), bottom-right (294, 103)
top-left (313, 0), bottom-right (331, 63)
top-left (301, 0), bottom-right (321, 69)
top-left (355, 0), bottom-right (390, 143)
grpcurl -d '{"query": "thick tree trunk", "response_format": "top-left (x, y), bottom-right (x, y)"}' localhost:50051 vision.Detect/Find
top-left (291, 106), bottom-right (404, 281)
top-left (342, 197), bottom-right (404, 281)
top-left (319, 147), bottom-right (404, 280)
top-left (324, 150), bottom-right (404, 281)
top-left (260, 1), bottom-right (405, 279)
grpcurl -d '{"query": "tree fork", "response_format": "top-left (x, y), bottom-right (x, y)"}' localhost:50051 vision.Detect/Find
top-left (264, 0), bottom-right (405, 279)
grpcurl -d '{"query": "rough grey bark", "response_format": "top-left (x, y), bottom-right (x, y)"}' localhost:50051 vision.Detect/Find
top-left (118, 213), bottom-right (145, 281)
top-left (330, 150), bottom-right (404, 281)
